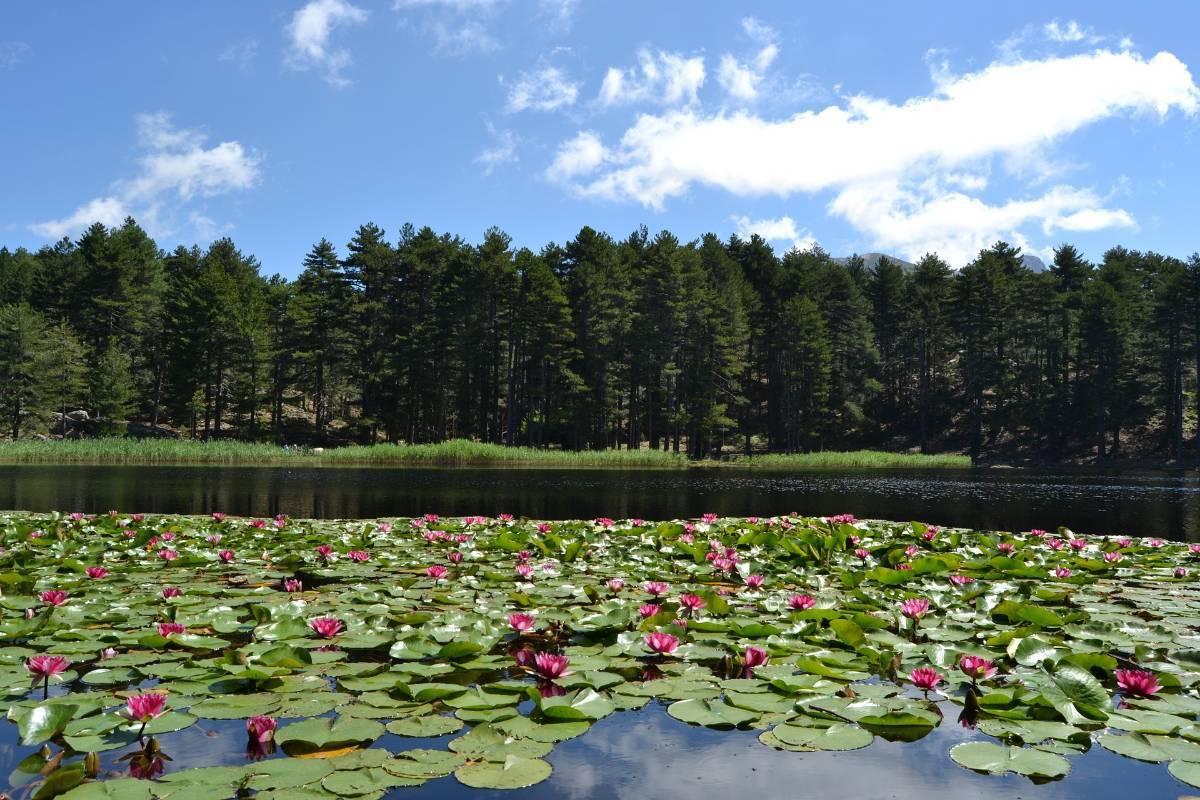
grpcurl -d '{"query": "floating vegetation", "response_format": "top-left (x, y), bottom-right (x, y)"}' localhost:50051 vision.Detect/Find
top-left (0, 511), bottom-right (1197, 797)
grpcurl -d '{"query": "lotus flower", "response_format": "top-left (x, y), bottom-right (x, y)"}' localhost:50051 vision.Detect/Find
top-left (218, 550), bottom-right (235, 563)
top-left (347, 550), bottom-right (370, 562)
top-left (1148, 538), bottom-right (1165, 548)
top-left (1190, 544), bottom-right (1200, 556)
top-left (508, 613), bottom-right (535, 632)
top-left (206, 534), bottom-right (222, 545)
top-left (426, 565), bottom-right (448, 579)
top-left (606, 579), bottom-right (625, 592)
top-left (959, 655), bottom-right (997, 682)
top-left (26, 654), bottom-right (69, 680)
top-left (996, 542), bottom-right (1015, 554)
top-left (532, 652), bottom-right (570, 680)
top-left (743, 646), bottom-right (769, 675)
top-left (315, 545), bottom-right (333, 559)
top-left (1114, 537), bottom-right (1133, 548)
top-left (162, 587), bottom-right (182, 598)
top-left (638, 603), bottom-right (661, 619)
top-left (211, 512), bottom-right (226, 522)
top-left (377, 522), bottom-right (393, 533)
top-left (1115, 669), bottom-right (1160, 698)
top-left (900, 598), bottom-right (930, 619)
top-left (308, 617), bottom-right (344, 639)
top-left (1045, 539), bottom-right (1065, 551)
top-left (789, 594), bottom-right (816, 611)
top-left (854, 548), bottom-right (870, 560)
top-left (515, 564), bottom-right (534, 580)
top-left (1069, 538), bottom-right (1087, 551)
top-left (744, 575), bottom-right (764, 589)
top-left (498, 513), bottom-right (514, 522)
top-left (678, 593), bottom-right (706, 612)
top-left (246, 715), bottom-right (277, 744)
top-left (40, 590), bottom-right (68, 607)
top-left (85, 567), bottom-right (108, 579)
top-left (124, 692), bottom-right (167, 723)
top-left (158, 549), bottom-right (178, 561)
top-left (1053, 567), bottom-right (1073, 578)
top-left (644, 632), bottom-right (679, 655)
top-left (909, 667), bottom-right (943, 693)
top-left (644, 581), bottom-right (669, 596)
top-left (284, 578), bottom-right (302, 592)
top-left (157, 622), bottom-right (185, 637)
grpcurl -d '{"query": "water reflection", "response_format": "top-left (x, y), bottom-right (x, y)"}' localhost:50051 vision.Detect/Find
top-left (1, 464), bottom-right (1199, 538)
top-left (19, 703), bottom-right (1183, 799)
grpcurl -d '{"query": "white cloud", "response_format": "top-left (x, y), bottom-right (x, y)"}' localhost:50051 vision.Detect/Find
top-left (32, 114), bottom-right (260, 241)
top-left (718, 18), bottom-right (780, 102)
top-left (506, 66), bottom-right (579, 113)
top-left (219, 38), bottom-right (258, 70)
top-left (730, 214), bottom-right (815, 251)
top-left (394, 0), bottom-right (503, 55)
top-left (285, 0), bottom-right (368, 87)
top-left (476, 127), bottom-right (519, 175)
top-left (1044, 20), bottom-right (1089, 43)
top-left (545, 131), bottom-right (608, 183)
top-left (553, 48), bottom-right (1198, 264)
top-left (597, 49), bottom-right (705, 107)
top-left (0, 41), bottom-right (30, 69)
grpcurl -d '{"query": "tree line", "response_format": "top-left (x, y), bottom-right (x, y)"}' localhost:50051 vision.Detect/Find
top-left (0, 217), bottom-right (1197, 461)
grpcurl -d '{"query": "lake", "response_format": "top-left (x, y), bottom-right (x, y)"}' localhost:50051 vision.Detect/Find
top-left (0, 463), bottom-right (1199, 539)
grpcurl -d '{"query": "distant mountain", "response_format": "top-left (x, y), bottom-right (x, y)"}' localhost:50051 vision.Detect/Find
top-left (834, 252), bottom-right (1048, 273)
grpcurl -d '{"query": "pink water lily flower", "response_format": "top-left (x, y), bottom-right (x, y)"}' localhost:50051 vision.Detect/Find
top-left (854, 548), bottom-right (870, 560)
top-left (315, 545), bottom-right (333, 560)
top-left (26, 654), bottom-right (70, 680)
top-left (606, 579), bottom-right (625, 592)
top-left (678, 594), bottom-right (706, 612)
top-left (829, 514), bottom-right (857, 525)
top-left (206, 534), bottom-right (222, 545)
top-left (1115, 669), bottom-right (1161, 698)
top-left (1068, 538), bottom-right (1088, 551)
top-left (532, 652), bottom-right (570, 680)
top-left (284, 578), bottom-right (303, 592)
top-left (85, 567), bottom-right (108, 580)
top-left (448, 551), bottom-right (463, 564)
top-left (644, 581), bottom-right (669, 596)
top-left (124, 692), bottom-right (167, 722)
top-left (158, 549), bottom-right (179, 561)
top-left (426, 565), bottom-right (448, 579)
top-left (744, 575), bottom-right (764, 589)
top-left (162, 586), bottom-right (182, 599)
top-left (996, 542), bottom-right (1015, 554)
top-left (515, 564), bottom-right (534, 580)
top-left (789, 594), bottom-right (815, 611)
top-left (40, 590), bottom-right (68, 607)
top-left (1175, 567), bottom-right (1189, 578)
top-left (909, 667), bottom-right (943, 693)
top-left (743, 646), bottom-right (769, 675)
top-left (900, 598), bottom-right (930, 619)
top-left (157, 622), bottom-right (186, 637)
top-left (948, 575), bottom-right (974, 586)
top-left (959, 655), bottom-right (997, 682)
top-left (246, 715), bottom-right (277, 743)
top-left (1045, 539), bottom-right (1065, 551)
top-left (644, 632), bottom-right (679, 655)
top-left (347, 550), bottom-right (370, 562)
top-left (250, 519), bottom-right (266, 528)
top-left (638, 603), bottom-right (661, 618)
top-left (309, 617), bottom-right (344, 639)
top-left (1189, 543), bottom-right (1200, 555)
top-left (508, 613), bottom-right (535, 632)
top-left (1054, 567), bottom-right (1072, 579)
top-left (1103, 551), bottom-right (1123, 563)
top-left (211, 512), bottom-right (226, 522)
top-left (218, 550), bottom-right (235, 563)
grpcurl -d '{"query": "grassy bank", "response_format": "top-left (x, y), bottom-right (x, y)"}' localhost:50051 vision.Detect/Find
top-left (0, 438), bottom-right (970, 469)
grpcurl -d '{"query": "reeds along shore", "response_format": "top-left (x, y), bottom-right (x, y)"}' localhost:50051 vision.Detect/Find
top-left (0, 438), bottom-right (971, 468)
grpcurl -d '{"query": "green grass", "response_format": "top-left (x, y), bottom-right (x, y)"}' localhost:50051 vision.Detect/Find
top-left (0, 438), bottom-right (970, 469)
top-left (717, 449), bottom-right (972, 469)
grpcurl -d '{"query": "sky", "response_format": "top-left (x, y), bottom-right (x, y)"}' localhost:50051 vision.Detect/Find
top-left (1, 1), bottom-right (1198, 278)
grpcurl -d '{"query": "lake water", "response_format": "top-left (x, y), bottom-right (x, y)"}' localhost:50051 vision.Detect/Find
top-left (0, 464), bottom-right (1199, 539)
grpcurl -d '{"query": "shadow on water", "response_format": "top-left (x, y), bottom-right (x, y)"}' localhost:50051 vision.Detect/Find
top-left (1, 464), bottom-right (1200, 538)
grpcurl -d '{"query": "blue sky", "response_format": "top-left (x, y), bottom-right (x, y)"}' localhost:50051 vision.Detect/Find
top-left (1, 1), bottom-right (1198, 277)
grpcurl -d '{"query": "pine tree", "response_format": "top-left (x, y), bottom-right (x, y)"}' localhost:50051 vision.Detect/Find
top-left (0, 304), bottom-right (53, 438)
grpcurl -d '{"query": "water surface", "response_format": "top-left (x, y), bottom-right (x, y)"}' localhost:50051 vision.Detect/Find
top-left (1, 464), bottom-right (1199, 538)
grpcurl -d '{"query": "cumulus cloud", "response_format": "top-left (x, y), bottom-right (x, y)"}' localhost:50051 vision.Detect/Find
top-left (476, 126), bottom-right (519, 175)
top-left (32, 113), bottom-right (260, 240)
top-left (552, 48), bottom-right (1198, 264)
top-left (285, 0), bottom-right (368, 87)
top-left (730, 214), bottom-right (815, 251)
top-left (506, 65), bottom-right (579, 113)
top-left (717, 18), bottom-right (780, 102)
top-left (597, 49), bottom-right (706, 107)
